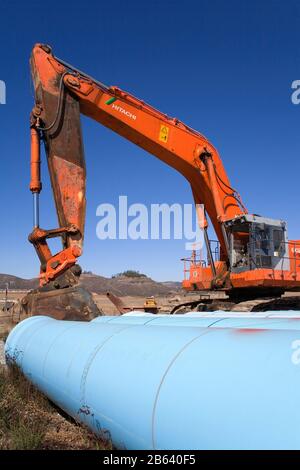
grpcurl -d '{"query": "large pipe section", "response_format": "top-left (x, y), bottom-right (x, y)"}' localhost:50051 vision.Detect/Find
top-left (93, 310), bottom-right (300, 330)
top-left (5, 313), bottom-right (300, 450)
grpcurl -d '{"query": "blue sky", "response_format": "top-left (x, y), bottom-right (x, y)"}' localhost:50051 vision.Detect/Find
top-left (0, 0), bottom-right (300, 281)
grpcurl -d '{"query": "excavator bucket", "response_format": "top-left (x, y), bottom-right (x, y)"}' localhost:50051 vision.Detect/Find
top-left (10, 284), bottom-right (102, 323)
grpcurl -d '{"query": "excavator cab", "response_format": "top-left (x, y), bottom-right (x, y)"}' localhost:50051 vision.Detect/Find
top-left (183, 213), bottom-right (296, 299)
top-left (225, 215), bottom-right (288, 273)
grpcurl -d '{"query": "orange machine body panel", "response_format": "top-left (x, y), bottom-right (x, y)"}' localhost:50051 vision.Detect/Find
top-left (183, 239), bottom-right (300, 292)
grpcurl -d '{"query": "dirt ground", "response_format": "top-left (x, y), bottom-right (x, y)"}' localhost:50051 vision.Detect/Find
top-left (0, 364), bottom-right (112, 450)
top-left (92, 292), bottom-right (192, 314)
top-left (1, 288), bottom-right (300, 325)
top-left (0, 289), bottom-right (199, 316)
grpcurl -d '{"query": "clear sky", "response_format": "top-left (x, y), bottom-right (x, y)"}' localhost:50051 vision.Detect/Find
top-left (0, 0), bottom-right (300, 281)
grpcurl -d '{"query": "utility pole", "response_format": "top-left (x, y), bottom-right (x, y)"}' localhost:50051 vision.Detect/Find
top-left (4, 282), bottom-right (8, 312)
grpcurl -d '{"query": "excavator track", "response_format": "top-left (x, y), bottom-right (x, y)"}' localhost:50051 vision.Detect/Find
top-left (230, 299), bottom-right (278, 312)
top-left (170, 299), bottom-right (236, 314)
top-left (249, 296), bottom-right (300, 312)
top-left (171, 295), bottom-right (300, 314)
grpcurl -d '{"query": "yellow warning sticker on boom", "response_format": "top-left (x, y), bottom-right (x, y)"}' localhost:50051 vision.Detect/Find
top-left (159, 125), bottom-right (169, 143)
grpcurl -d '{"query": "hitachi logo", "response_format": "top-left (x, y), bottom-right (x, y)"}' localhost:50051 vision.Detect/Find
top-left (112, 103), bottom-right (136, 120)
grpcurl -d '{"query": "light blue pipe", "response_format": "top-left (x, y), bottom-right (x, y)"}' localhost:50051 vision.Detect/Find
top-left (5, 314), bottom-right (300, 450)
top-left (93, 311), bottom-right (300, 331)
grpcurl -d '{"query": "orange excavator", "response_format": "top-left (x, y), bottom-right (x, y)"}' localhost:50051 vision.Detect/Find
top-left (22, 43), bottom-right (300, 319)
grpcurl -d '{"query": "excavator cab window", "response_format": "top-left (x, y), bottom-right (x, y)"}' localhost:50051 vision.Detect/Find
top-left (226, 215), bottom-right (288, 273)
top-left (252, 225), bottom-right (272, 268)
top-left (273, 229), bottom-right (285, 256)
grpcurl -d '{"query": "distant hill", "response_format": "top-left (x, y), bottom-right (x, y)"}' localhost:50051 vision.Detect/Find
top-left (80, 273), bottom-right (181, 296)
top-left (161, 281), bottom-right (182, 290)
top-left (0, 272), bottom-right (181, 297)
top-left (0, 274), bottom-right (38, 290)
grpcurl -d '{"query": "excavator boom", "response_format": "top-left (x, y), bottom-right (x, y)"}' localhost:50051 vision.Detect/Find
top-left (22, 43), bottom-right (300, 319)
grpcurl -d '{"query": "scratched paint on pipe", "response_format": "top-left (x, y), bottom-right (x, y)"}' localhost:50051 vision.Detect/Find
top-left (92, 312), bottom-right (300, 331)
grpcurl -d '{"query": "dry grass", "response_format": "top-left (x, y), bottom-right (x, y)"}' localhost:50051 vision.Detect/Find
top-left (0, 322), bottom-right (12, 342)
top-left (0, 365), bottom-right (112, 450)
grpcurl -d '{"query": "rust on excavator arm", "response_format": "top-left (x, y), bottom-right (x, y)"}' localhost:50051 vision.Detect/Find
top-left (26, 43), bottom-right (247, 319)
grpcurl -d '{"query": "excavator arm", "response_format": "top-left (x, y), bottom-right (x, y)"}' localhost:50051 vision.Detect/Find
top-left (29, 43), bottom-right (246, 296)
top-left (18, 43), bottom-right (300, 320)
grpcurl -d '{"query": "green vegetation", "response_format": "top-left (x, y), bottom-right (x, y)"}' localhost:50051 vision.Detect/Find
top-left (113, 270), bottom-right (146, 279)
